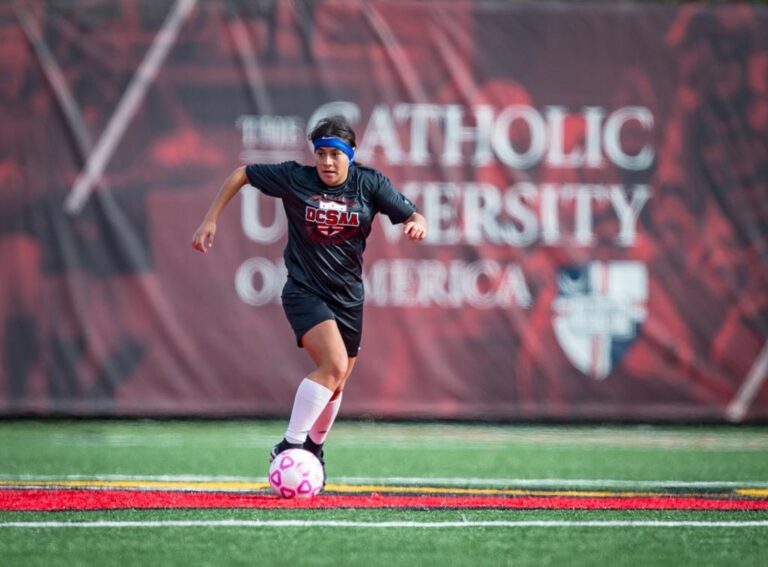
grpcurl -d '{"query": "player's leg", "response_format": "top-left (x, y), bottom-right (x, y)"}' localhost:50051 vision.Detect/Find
top-left (303, 300), bottom-right (362, 451)
top-left (271, 320), bottom-right (348, 459)
top-left (302, 320), bottom-right (350, 391)
top-left (307, 356), bottom-right (356, 446)
top-left (303, 355), bottom-right (356, 485)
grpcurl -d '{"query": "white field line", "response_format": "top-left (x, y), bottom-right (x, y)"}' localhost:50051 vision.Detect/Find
top-left (2, 473), bottom-right (768, 490)
top-left (2, 520), bottom-right (768, 529)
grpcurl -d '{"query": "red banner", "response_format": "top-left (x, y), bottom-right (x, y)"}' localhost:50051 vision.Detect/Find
top-left (1, 1), bottom-right (766, 420)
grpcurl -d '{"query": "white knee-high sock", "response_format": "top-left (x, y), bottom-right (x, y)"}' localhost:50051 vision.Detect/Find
top-left (284, 378), bottom-right (334, 444)
top-left (308, 393), bottom-right (343, 445)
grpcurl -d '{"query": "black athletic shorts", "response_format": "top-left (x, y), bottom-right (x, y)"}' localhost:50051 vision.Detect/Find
top-left (280, 278), bottom-right (363, 357)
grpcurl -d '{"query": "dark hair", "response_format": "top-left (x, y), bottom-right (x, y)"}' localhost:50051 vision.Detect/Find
top-left (308, 115), bottom-right (357, 148)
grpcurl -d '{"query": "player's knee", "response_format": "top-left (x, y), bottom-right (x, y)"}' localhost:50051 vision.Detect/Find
top-left (323, 354), bottom-right (348, 387)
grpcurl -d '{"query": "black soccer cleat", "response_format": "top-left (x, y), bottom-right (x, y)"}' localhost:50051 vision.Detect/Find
top-left (269, 438), bottom-right (302, 463)
top-left (303, 436), bottom-right (326, 486)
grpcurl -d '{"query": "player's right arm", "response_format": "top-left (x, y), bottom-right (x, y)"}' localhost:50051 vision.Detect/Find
top-left (191, 166), bottom-right (249, 253)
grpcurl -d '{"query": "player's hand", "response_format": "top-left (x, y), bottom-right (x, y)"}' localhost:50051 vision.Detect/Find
top-left (403, 213), bottom-right (427, 241)
top-left (192, 220), bottom-right (217, 253)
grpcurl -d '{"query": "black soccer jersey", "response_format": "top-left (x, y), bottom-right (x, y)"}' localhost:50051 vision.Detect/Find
top-left (245, 161), bottom-right (417, 306)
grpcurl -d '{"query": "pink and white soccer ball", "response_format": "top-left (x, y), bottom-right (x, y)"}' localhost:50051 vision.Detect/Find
top-left (268, 448), bottom-right (324, 499)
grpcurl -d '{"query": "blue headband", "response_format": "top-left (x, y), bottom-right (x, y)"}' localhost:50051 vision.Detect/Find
top-left (312, 136), bottom-right (355, 163)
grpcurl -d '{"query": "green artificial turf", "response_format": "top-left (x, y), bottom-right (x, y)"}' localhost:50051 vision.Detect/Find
top-left (1, 420), bottom-right (767, 566)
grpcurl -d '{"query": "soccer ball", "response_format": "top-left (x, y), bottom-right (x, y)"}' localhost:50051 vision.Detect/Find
top-left (268, 448), bottom-right (324, 499)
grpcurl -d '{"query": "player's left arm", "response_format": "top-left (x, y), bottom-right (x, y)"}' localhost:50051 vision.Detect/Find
top-left (371, 170), bottom-right (427, 241)
top-left (403, 212), bottom-right (427, 241)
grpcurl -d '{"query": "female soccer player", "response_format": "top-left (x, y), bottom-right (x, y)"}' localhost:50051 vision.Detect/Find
top-left (192, 116), bottom-right (427, 480)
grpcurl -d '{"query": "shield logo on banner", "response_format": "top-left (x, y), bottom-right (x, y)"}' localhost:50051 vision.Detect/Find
top-left (552, 261), bottom-right (648, 380)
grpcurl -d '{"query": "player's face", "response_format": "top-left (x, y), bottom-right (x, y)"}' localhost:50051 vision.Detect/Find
top-left (314, 147), bottom-right (351, 187)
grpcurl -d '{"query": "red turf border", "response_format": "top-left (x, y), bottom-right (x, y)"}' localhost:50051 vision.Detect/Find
top-left (3, 489), bottom-right (768, 511)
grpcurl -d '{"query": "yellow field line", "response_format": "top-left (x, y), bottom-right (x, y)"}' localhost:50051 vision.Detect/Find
top-left (0, 479), bottom-right (620, 496)
top-left (736, 489), bottom-right (768, 498)
top-left (326, 484), bottom-right (656, 498)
